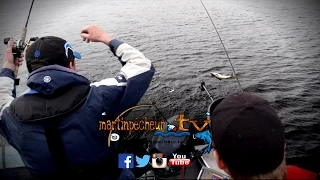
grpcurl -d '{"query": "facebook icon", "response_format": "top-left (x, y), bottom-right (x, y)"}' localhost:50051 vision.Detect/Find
top-left (118, 154), bottom-right (134, 168)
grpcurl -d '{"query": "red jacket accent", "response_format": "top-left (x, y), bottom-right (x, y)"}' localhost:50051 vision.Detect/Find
top-left (286, 165), bottom-right (317, 179)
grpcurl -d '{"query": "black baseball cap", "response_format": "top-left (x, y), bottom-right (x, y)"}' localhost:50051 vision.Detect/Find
top-left (26, 36), bottom-right (81, 73)
top-left (211, 92), bottom-right (285, 176)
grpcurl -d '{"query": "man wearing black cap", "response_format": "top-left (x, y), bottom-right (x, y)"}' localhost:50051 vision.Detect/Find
top-left (210, 92), bottom-right (318, 179)
top-left (0, 25), bottom-right (155, 179)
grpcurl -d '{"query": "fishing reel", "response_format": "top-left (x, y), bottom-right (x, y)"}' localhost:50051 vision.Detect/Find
top-left (3, 37), bottom-right (38, 85)
top-left (4, 38), bottom-right (25, 58)
top-left (3, 37), bottom-right (38, 58)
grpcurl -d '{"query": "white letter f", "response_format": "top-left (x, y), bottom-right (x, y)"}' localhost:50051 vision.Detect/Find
top-left (124, 156), bottom-right (132, 168)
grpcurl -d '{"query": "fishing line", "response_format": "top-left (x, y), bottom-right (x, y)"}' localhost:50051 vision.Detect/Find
top-left (199, 0), bottom-right (243, 92)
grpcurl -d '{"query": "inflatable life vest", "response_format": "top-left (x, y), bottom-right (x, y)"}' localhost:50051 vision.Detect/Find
top-left (286, 165), bottom-right (318, 180)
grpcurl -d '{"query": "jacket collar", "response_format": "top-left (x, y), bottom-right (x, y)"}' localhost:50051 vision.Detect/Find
top-left (27, 65), bottom-right (90, 95)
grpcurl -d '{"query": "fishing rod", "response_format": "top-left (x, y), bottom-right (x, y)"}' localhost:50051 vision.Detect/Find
top-left (200, 82), bottom-right (214, 102)
top-left (148, 97), bottom-right (169, 124)
top-left (3, 0), bottom-right (38, 85)
top-left (199, 0), bottom-right (243, 92)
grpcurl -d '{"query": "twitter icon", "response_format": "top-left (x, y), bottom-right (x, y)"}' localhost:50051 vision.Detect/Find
top-left (136, 155), bottom-right (150, 168)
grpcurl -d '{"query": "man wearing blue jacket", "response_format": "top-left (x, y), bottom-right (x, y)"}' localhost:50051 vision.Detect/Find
top-left (0, 25), bottom-right (155, 179)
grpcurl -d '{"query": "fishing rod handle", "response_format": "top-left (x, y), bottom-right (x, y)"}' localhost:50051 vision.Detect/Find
top-left (14, 28), bottom-right (27, 85)
top-left (14, 67), bottom-right (20, 85)
top-left (21, 28), bottom-right (27, 42)
top-left (13, 50), bottom-right (22, 85)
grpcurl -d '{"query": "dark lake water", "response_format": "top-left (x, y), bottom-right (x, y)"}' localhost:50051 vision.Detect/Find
top-left (0, 0), bottom-right (320, 173)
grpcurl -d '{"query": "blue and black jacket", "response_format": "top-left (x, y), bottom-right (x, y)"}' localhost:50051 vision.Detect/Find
top-left (0, 39), bottom-right (155, 179)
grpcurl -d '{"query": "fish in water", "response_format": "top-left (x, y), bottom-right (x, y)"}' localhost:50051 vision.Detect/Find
top-left (211, 72), bottom-right (236, 80)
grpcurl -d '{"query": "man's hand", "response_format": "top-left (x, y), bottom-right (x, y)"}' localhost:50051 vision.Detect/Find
top-left (80, 25), bottom-right (114, 45)
top-left (3, 38), bottom-right (24, 72)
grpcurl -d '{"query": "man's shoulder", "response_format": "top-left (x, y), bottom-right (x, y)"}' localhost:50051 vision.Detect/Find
top-left (8, 85), bottom-right (92, 123)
